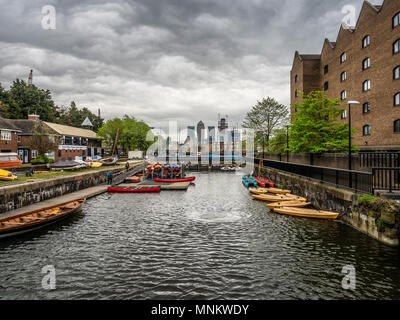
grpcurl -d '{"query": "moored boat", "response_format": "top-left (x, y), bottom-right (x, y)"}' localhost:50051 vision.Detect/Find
top-left (0, 199), bottom-right (85, 239)
top-left (0, 169), bottom-right (17, 181)
top-left (253, 177), bottom-right (266, 187)
top-left (153, 177), bottom-right (195, 182)
top-left (108, 186), bottom-right (161, 193)
top-left (249, 187), bottom-right (269, 195)
top-left (259, 177), bottom-right (274, 187)
top-left (266, 201), bottom-right (311, 210)
top-left (90, 162), bottom-right (102, 168)
top-left (273, 207), bottom-right (339, 219)
top-left (124, 176), bottom-right (141, 183)
top-left (265, 187), bottom-right (291, 194)
top-left (252, 194), bottom-right (306, 202)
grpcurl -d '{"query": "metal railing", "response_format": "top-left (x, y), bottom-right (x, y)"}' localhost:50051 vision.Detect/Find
top-left (250, 158), bottom-right (372, 194)
top-left (360, 152), bottom-right (400, 168)
top-left (372, 168), bottom-right (400, 193)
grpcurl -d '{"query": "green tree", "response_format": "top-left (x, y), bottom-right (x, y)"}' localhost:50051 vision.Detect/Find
top-left (242, 97), bottom-right (289, 152)
top-left (290, 91), bottom-right (357, 154)
top-left (3, 79), bottom-right (58, 121)
top-left (268, 127), bottom-right (289, 155)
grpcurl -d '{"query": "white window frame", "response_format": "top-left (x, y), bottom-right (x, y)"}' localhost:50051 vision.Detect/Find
top-left (363, 80), bottom-right (371, 92)
top-left (363, 125), bottom-right (371, 136)
top-left (32, 150), bottom-right (38, 159)
top-left (363, 102), bottom-right (370, 114)
top-left (395, 93), bottom-right (400, 106)
top-left (362, 35), bottom-right (370, 48)
top-left (394, 39), bottom-right (400, 54)
top-left (393, 12), bottom-right (400, 29)
top-left (362, 57), bottom-right (370, 70)
top-left (341, 110), bottom-right (347, 119)
top-left (340, 71), bottom-right (347, 82)
top-left (394, 66), bottom-right (400, 80)
top-left (341, 90), bottom-right (347, 100)
top-left (340, 52), bottom-right (346, 63)
top-left (1, 130), bottom-right (12, 141)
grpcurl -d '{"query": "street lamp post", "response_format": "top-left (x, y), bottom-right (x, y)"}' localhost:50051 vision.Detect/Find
top-left (286, 125), bottom-right (290, 162)
top-left (347, 101), bottom-right (360, 187)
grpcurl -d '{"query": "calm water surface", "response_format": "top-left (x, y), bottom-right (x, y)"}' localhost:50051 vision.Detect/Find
top-left (1, 172), bottom-right (400, 299)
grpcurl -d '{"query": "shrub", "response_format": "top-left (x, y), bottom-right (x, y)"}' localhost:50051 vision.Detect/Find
top-left (358, 193), bottom-right (378, 206)
top-left (31, 154), bottom-right (54, 165)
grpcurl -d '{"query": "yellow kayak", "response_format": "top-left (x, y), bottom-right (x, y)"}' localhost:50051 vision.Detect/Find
top-left (267, 201), bottom-right (311, 210)
top-left (266, 188), bottom-right (291, 194)
top-left (249, 188), bottom-right (269, 195)
top-left (0, 169), bottom-right (17, 181)
top-left (91, 162), bottom-right (102, 168)
top-left (252, 194), bottom-right (306, 202)
top-left (273, 207), bottom-right (339, 220)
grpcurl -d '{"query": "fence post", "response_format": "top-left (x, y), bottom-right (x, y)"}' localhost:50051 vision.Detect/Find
top-left (389, 168), bottom-right (393, 193)
top-left (371, 168), bottom-right (375, 194)
top-left (336, 170), bottom-right (339, 187)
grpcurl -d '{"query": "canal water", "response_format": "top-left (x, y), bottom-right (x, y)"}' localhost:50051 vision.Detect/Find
top-left (1, 172), bottom-right (400, 299)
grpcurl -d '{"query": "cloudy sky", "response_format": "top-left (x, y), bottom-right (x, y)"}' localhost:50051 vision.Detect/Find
top-left (0, 0), bottom-right (369, 131)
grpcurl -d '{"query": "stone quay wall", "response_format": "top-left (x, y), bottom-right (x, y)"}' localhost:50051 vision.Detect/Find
top-left (257, 165), bottom-right (400, 247)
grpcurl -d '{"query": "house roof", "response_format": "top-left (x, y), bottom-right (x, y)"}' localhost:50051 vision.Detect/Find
top-left (299, 54), bottom-right (321, 60)
top-left (44, 121), bottom-right (99, 139)
top-left (0, 117), bottom-right (21, 132)
top-left (11, 119), bottom-right (58, 135)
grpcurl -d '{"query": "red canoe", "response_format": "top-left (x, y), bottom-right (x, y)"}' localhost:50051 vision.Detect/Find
top-left (253, 177), bottom-right (266, 187)
top-left (260, 177), bottom-right (275, 187)
top-left (153, 177), bottom-right (196, 182)
top-left (108, 186), bottom-right (161, 193)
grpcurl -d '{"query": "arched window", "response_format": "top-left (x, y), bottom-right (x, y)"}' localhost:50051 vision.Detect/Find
top-left (394, 39), bottom-right (400, 54)
top-left (340, 52), bottom-right (346, 63)
top-left (340, 71), bottom-right (346, 82)
top-left (324, 81), bottom-right (329, 91)
top-left (341, 90), bottom-right (347, 100)
top-left (341, 110), bottom-right (347, 119)
top-left (363, 102), bottom-right (370, 114)
top-left (393, 12), bottom-right (400, 29)
top-left (362, 57), bottom-right (370, 70)
top-left (294, 75), bottom-right (298, 83)
top-left (362, 35), bottom-right (370, 48)
top-left (394, 66), bottom-right (400, 80)
top-left (362, 80), bottom-right (371, 92)
top-left (295, 90), bottom-right (298, 98)
top-left (395, 92), bottom-right (400, 106)
top-left (394, 120), bottom-right (400, 133)
top-left (363, 125), bottom-right (371, 136)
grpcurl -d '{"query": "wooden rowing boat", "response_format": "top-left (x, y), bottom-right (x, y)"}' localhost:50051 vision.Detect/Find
top-left (273, 207), bottom-right (339, 219)
top-left (0, 199), bottom-right (85, 239)
top-left (252, 194), bottom-right (306, 202)
top-left (108, 186), bottom-right (161, 193)
top-left (266, 201), bottom-right (311, 210)
top-left (153, 177), bottom-right (195, 182)
top-left (0, 169), bottom-right (17, 181)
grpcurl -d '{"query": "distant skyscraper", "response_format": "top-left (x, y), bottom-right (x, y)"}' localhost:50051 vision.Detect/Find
top-left (196, 121), bottom-right (205, 151)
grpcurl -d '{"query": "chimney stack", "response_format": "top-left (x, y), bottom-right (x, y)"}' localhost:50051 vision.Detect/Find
top-left (28, 69), bottom-right (33, 85)
top-left (28, 114), bottom-right (40, 121)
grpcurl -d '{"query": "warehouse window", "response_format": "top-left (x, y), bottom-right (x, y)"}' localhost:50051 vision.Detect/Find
top-left (340, 71), bottom-right (346, 82)
top-left (294, 75), bottom-right (298, 83)
top-left (394, 39), bottom-right (400, 54)
top-left (295, 90), bottom-right (298, 97)
top-left (394, 66), bottom-right (400, 80)
top-left (363, 125), bottom-right (371, 136)
top-left (362, 57), bottom-right (370, 70)
top-left (31, 150), bottom-right (38, 159)
top-left (362, 80), bottom-right (371, 92)
top-left (340, 52), bottom-right (346, 63)
top-left (324, 65), bottom-right (329, 74)
top-left (341, 90), bottom-right (347, 100)
top-left (395, 92), bottom-right (400, 106)
top-left (324, 82), bottom-right (329, 91)
top-left (393, 12), bottom-right (400, 28)
top-left (363, 102), bottom-right (370, 114)
top-left (362, 35), bottom-right (370, 48)
top-left (341, 110), bottom-right (347, 119)
top-left (394, 120), bottom-right (400, 133)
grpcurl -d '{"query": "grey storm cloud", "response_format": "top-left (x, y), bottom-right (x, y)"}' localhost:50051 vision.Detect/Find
top-left (0, 0), bottom-right (365, 129)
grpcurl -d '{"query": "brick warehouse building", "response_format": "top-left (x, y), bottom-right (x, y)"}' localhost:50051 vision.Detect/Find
top-left (291, 0), bottom-right (400, 151)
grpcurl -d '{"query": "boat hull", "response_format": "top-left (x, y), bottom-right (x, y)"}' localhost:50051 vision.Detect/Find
top-left (273, 207), bottom-right (339, 219)
top-left (252, 194), bottom-right (306, 202)
top-left (153, 177), bottom-right (195, 182)
top-left (0, 199), bottom-right (85, 240)
top-left (108, 186), bottom-right (161, 193)
top-left (267, 201), bottom-right (311, 209)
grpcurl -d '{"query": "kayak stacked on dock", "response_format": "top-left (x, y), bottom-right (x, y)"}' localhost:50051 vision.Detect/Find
top-left (244, 175), bottom-right (339, 220)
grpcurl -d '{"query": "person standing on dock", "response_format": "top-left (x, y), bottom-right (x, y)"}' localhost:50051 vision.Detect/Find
top-left (107, 171), bottom-right (113, 185)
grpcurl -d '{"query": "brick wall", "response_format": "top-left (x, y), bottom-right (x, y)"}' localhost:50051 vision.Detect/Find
top-left (0, 132), bottom-right (18, 153)
top-left (291, 1), bottom-right (400, 151)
